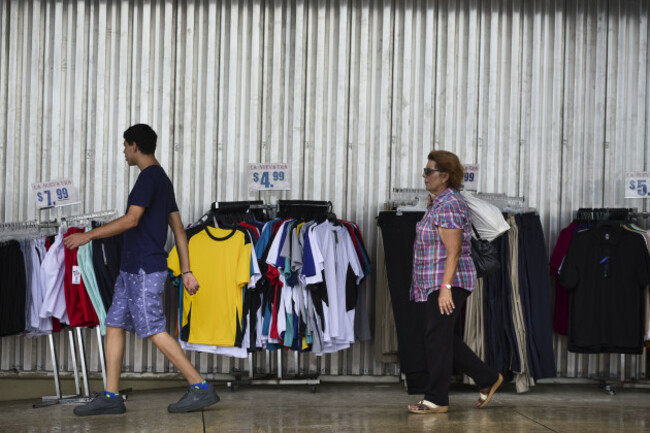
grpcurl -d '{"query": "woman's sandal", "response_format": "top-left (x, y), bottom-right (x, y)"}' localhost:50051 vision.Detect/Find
top-left (408, 400), bottom-right (449, 414)
top-left (476, 373), bottom-right (503, 408)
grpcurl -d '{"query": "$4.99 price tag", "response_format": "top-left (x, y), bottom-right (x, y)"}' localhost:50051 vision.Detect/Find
top-left (625, 172), bottom-right (650, 199)
top-left (249, 163), bottom-right (291, 191)
top-left (32, 179), bottom-right (80, 208)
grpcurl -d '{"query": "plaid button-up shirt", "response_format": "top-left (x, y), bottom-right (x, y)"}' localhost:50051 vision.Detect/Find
top-left (410, 188), bottom-right (477, 302)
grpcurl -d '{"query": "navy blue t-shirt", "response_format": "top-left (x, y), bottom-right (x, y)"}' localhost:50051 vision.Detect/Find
top-left (120, 165), bottom-right (178, 274)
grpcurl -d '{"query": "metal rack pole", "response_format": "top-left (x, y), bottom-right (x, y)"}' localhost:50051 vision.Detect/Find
top-left (68, 329), bottom-right (81, 395)
top-left (96, 327), bottom-right (107, 390)
top-left (75, 328), bottom-right (91, 397)
top-left (47, 334), bottom-right (62, 399)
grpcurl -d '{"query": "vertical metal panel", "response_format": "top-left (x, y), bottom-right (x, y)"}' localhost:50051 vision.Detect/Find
top-left (520, 0), bottom-right (565, 241)
top-left (4, 2), bottom-right (20, 220)
top-left (602, 0), bottom-right (649, 379)
top-left (610, 0), bottom-right (649, 210)
top-left (348, 0), bottom-right (365, 376)
top-left (1, 0), bottom-right (649, 382)
top-left (344, 0), bottom-right (395, 375)
top-left (0, 1), bottom-right (7, 221)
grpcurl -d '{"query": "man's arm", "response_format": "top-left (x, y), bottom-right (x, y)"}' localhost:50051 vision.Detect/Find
top-left (63, 205), bottom-right (145, 249)
top-left (169, 211), bottom-right (200, 295)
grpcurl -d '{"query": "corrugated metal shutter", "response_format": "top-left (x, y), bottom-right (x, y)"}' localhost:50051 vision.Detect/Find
top-left (1, 0), bottom-right (648, 381)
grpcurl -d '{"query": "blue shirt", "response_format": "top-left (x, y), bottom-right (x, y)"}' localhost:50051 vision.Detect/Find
top-left (120, 165), bottom-right (178, 273)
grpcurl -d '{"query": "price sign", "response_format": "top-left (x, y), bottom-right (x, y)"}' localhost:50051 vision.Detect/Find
top-left (625, 172), bottom-right (650, 199)
top-left (32, 179), bottom-right (79, 208)
top-left (463, 165), bottom-right (479, 191)
top-left (249, 163), bottom-right (291, 191)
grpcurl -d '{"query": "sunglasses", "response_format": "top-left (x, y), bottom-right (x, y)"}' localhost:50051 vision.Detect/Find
top-left (423, 168), bottom-right (444, 176)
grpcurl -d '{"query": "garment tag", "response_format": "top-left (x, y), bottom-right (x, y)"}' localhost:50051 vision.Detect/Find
top-left (72, 265), bottom-right (82, 285)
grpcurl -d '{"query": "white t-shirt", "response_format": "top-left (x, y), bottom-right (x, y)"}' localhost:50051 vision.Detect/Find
top-left (24, 238), bottom-right (52, 336)
top-left (39, 229), bottom-right (68, 324)
top-left (180, 315), bottom-right (250, 358)
top-left (310, 221), bottom-right (363, 354)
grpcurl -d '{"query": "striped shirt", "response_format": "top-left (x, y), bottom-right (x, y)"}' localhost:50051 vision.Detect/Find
top-left (410, 188), bottom-right (477, 302)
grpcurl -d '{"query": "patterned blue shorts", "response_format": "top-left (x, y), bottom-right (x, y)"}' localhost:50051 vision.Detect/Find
top-left (105, 269), bottom-right (167, 338)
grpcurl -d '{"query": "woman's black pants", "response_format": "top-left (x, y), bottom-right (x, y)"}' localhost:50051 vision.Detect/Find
top-left (424, 287), bottom-right (499, 406)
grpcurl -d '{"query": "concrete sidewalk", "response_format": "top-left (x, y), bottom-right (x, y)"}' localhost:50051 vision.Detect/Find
top-left (1, 381), bottom-right (649, 432)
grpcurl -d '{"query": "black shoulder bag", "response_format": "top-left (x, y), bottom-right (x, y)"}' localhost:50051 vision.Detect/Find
top-left (470, 224), bottom-right (500, 278)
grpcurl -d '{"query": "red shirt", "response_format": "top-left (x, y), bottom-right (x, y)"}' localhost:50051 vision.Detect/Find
top-left (549, 221), bottom-right (579, 335)
top-left (63, 228), bottom-right (99, 327)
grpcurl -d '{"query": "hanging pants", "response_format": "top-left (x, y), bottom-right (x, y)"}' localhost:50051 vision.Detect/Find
top-left (424, 287), bottom-right (499, 406)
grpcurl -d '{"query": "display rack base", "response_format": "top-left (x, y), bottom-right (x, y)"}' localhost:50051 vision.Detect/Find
top-left (32, 395), bottom-right (93, 408)
top-left (591, 377), bottom-right (617, 395)
top-left (227, 372), bottom-right (320, 393)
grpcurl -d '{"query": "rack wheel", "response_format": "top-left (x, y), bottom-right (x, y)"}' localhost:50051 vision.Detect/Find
top-left (310, 385), bottom-right (318, 393)
top-left (231, 383), bottom-right (239, 392)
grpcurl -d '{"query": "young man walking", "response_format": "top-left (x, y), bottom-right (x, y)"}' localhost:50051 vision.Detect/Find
top-left (64, 124), bottom-right (219, 415)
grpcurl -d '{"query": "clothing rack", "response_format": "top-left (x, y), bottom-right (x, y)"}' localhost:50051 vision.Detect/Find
top-left (221, 199), bottom-right (323, 392)
top-left (386, 188), bottom-right (429, 210)
top-left (0, 220), bottom-right (51, 243)
top-left (0, 220), bottom-right (90, 406)
top-left (560, 208), bottom-right (649, 394)
top-left (391, 187), bottom-right (428, 195)
top-left (573, 207), bottom-right (637, 222)
top-left (0, 219), bottom-right (39, 232)
top-left (192, 201), bottom-right (275, 227)
top-left (277, 200), bottom-right (333, 222)
top-left (213, 200), bottom-right (273, 223)
top-left (61, 210), bottom-right (118, 228)
top-left (0, 220), bottom-right (81, 406)
top-left (387, 189), bottom-right (530, 213)
top-left (467, 192), bottom-right (528, 212)
top-left (212, 200), bottom-right (263, 213)
top-left (32, 209), bottom-right (117, 408)
top-left (632, 211), bottom-right (650, 219)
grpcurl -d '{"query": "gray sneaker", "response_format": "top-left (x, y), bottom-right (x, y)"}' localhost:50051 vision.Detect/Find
top-left (167, 383), bottom-right (220, 413)
top-left (73, 393), bottom-right (126, 416)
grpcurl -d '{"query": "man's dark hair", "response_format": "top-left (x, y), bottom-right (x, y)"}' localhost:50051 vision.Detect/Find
top-left (123, 124), bottom-right (157, 154)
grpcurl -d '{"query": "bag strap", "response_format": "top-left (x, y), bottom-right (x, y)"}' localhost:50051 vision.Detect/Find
top-left (471, 224), bottom-right (482, 240)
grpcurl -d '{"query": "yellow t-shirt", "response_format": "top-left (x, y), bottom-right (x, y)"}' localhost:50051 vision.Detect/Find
top-left (168, 226), bottom-right (251, 346)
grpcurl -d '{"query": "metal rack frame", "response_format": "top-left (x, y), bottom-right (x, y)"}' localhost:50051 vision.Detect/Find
top-left (29, 208), bottom-right (117, 407)
top-left (210, 200), bottom-right (321, 392)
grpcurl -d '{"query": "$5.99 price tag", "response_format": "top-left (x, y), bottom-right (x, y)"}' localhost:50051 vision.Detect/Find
top-left (32, 179), bottom-right (79, 208)
top-left (625, 172), bottom-right (650, 199)
top-left (249, 163), bottom-right (291, 191)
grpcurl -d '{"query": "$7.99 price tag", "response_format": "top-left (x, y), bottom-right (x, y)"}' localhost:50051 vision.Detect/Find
top-left (249, 163), bottom-right (290, 191)
top-left (32, 179), bottom-right (79, 208)
top-left (625, 172), bottom-right (650, 199)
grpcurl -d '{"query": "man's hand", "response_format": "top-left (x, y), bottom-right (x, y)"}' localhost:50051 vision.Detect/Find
top-left (63, 232), bottom-right (91, 249)
top-left (183, 272), bottom-right (200, 295)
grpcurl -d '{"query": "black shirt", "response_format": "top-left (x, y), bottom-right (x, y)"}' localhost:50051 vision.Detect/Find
top-left (559, 225), bottom-right (650, 354)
